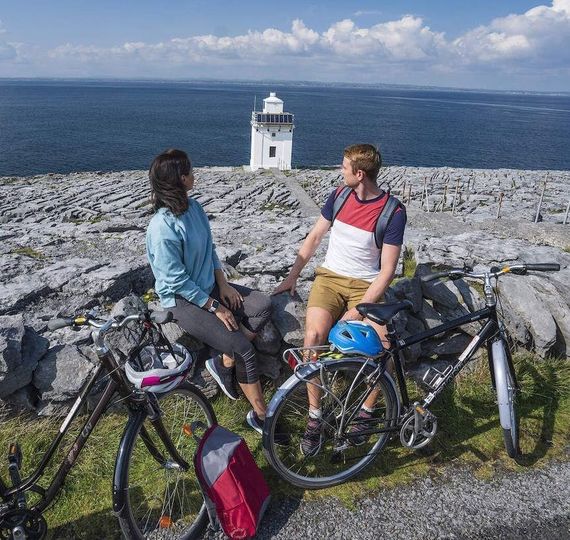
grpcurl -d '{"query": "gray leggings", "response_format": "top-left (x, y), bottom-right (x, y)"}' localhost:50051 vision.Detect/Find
top-left (170, 283), bottom-right (272, 384)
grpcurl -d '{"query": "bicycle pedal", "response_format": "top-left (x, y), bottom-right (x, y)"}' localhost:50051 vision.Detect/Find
top-left (7, 443), bottom-right (22, 469)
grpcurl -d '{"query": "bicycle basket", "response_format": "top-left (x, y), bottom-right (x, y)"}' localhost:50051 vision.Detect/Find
top-left (124, 342), bottom-right (194, 393)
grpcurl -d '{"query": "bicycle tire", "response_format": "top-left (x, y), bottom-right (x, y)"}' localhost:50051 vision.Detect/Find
top-left (491, 340), bottom-right (520, 458)
top-left (263, 359), bottom-right (398, 489)
top-left (114, 382), bottom-right (216, 539)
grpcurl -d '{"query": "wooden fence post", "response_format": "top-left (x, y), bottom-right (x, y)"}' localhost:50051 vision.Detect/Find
top-left (452, 179), bottom-right (460, 216)
top-left (496, 192), bottom-right (504, 219)
top-left (534, 179), bottom-right (547, 223)
top-left (441, 180), bottom-right (448, 213)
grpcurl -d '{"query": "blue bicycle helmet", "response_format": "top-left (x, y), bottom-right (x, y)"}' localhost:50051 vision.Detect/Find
top-left (328, 320), bottom-right (383, 356)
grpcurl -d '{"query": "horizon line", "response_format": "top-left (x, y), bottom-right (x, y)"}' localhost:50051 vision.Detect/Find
top-left (1, 76), bottom-right (569, 97)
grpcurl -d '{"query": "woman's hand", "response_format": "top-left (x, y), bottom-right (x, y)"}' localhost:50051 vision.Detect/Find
top-left (272, 274), bottom-right (297, 296)
top-left (219, 283), bottom-right (243, 311)
top-left (215, 304), bottom-right (239, 332)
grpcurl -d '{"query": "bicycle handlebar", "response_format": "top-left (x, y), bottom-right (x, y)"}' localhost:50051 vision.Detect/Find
top-left (47, 317), bottom-right (76, 331)
top-left (524, 263), bottom-right (560, 272)
top-left (420, 262), bottom-right (560, 282)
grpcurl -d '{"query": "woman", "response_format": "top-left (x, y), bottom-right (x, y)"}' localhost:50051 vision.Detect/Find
top-left (145, 148), bottom-right (270, 434)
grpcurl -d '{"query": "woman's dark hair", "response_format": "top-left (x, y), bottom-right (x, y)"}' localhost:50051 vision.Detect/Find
top-left (149, 149), bottom-right (191, 215)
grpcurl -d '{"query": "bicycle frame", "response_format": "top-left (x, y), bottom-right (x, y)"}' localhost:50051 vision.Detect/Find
top-left (0, 319), bottom-right (188, 515)
top-left (1, 349), bottom-right (127, 513)
top-left (386, 302), bottom-right (517, 417)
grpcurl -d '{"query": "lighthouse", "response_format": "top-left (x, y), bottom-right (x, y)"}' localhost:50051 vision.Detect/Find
top-left (250, 92), bottom-right (294, 171)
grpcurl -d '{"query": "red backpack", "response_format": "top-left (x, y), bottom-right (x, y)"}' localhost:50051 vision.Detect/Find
top-left (194, 424), bottom-right (271, 539)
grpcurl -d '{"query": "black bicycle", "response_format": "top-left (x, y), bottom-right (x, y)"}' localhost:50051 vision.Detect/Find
top-left (0, 308), bottom-right (215, 539)
top-left (262, 262), bottom-right (560, 489)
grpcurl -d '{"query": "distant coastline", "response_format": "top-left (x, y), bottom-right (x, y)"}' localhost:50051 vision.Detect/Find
top-left (1, 77), bottom-right (570, 96)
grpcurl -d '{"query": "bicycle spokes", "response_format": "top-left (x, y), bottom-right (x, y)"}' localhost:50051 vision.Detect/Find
top-left (400, 404), bottom-right (438, 449)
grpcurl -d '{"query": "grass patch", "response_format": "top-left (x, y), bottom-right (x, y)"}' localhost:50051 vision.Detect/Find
top-left (564, 246), bottom-right (570, 253)
top-left (0, 353), bottom-right (568, 537)
top-left (260, 202), bottom-right (294, 212)
top-left (11, 246), bottom-right (46, 259)
top-left (67, 215), bottom-right (106, 225)
top-left (402, 247), bottom-right (417, 278)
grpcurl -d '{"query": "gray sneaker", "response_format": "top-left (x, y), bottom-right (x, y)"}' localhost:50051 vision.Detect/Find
top-left (300, 417), bottom-right (323, 457)
top-left (349, 409), bottom-right (374, 446)
top-left (246, 411), bottom-right (290, 446)
top-left (205, 355), bottom-right (239, 400)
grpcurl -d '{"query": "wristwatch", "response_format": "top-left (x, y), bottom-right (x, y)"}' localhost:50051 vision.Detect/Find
top-left (207, 299), bottom-right (220, 313)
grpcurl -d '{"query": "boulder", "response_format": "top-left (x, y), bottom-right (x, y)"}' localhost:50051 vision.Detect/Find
top-left (499, 275), bottom-right (557, 357)
top-left (0, 259), bottom-right (102, 315)
top-left (253, 320), bottom-right (282, 355)
top-left (270, 292), bottom-right (306, 347)
top-left (257, 352), bottom-right (281, 380)
top-left (421, 279), bottom-right (460, 309)
top-left (421, 332), bottom-right (473, 358)
top-left (0, 315), bottom-right (49, 398)
top-left (526, 276), bottom-right (570, 357)
top-left (417, 300), bottom-right (444, 330)
top-left (0, 385), bottom-right (37, 418)
top-left (453, 279), bottom-right (484, 313)
top-left (433, 302), bottom-right (482, 337)
top-left (400, 313), bottom-right (425, 364)
top-left (33, 344), bottom-right (96, 403)
top-left (391, 277), bottom-right (423, 313)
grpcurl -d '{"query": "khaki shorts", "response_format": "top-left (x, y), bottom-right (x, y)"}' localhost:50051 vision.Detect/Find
top-left (307, 267), bottom-right (372, 321)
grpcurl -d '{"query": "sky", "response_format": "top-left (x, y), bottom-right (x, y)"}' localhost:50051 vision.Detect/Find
top-left (0, 0), bottom-right (569, 91)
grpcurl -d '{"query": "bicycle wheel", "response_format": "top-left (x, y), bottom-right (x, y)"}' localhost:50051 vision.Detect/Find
top-left (491, 340), bottom-right (520, 458)
top-left (114, 382), bottom-right (216, 539)
top-left (263, 359), bottom-right (398, 489)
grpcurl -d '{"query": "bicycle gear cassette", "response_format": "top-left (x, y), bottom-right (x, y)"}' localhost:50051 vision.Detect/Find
top-left (0, 508), bottom-right (47, 540)
top-left (400, 404), bottom-right (438, 450)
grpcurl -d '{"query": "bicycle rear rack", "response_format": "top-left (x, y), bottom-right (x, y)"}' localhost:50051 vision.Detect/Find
top-left (282, 346), bottom-right (334, 370)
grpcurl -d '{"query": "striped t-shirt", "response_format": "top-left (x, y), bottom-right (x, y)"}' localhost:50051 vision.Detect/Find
top-left (321, 188), bottom-right (406, 282)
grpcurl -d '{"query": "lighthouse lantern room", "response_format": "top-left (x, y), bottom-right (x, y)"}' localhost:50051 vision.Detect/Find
top-left (250, 92), bottom-right (294, 171)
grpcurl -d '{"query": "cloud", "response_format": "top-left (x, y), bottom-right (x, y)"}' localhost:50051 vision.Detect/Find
top-left (353, 10), bottom-right (383, 17)
top-left (1, 2), bottom-right (570, 89)
top-left (0, 20), bottom-right (18, 61)
top-left (45, 16), bottom-right (446, 69)
top-left (453, 0), bottom-right (570, 67)
top-left (321, 16), bottom-right (446, 61)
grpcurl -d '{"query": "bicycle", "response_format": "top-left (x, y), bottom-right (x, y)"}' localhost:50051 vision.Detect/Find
top-left (262, 262), bottom-right (560, 489)
top-left (0, 306), bottom-right (216, 539)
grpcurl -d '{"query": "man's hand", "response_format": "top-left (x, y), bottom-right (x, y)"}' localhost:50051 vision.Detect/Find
top-left (272, 274), bottom-right (297, 296)
top-left (341, 307), bottom-right (363, 321)
top-left (219, 283), bottom-right (243, 311)
top-left (215, 304), bottom-right (239, 331)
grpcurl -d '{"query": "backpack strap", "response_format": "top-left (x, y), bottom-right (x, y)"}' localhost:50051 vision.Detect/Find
top-left (332, 186), bottom-right (402, 249)
top-left (331, 186), bottom-right (352, 224)
top-left (374, 194), bottom-right (401, 249)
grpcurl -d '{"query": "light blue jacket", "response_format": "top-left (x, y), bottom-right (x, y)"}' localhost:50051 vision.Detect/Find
top-left (146, 198), bottom-right (222, 308)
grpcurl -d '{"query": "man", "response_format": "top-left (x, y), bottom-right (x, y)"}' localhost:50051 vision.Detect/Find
top-left (273, 143), bottom-right (406, 456)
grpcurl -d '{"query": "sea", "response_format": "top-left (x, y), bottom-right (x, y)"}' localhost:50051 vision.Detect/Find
top-left (0, 79), bottom-right (569, 177)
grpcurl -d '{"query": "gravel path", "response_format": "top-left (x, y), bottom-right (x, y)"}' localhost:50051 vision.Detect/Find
top-left (203, 461), bottom-right (570, 539)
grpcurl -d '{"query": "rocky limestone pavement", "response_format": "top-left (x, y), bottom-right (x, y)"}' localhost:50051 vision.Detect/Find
top-left (0, 166), bottom-right (568, 412)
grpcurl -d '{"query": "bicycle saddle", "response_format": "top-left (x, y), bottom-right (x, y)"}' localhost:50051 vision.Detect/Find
top-left (356, 300), bottom-right (413, 325)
